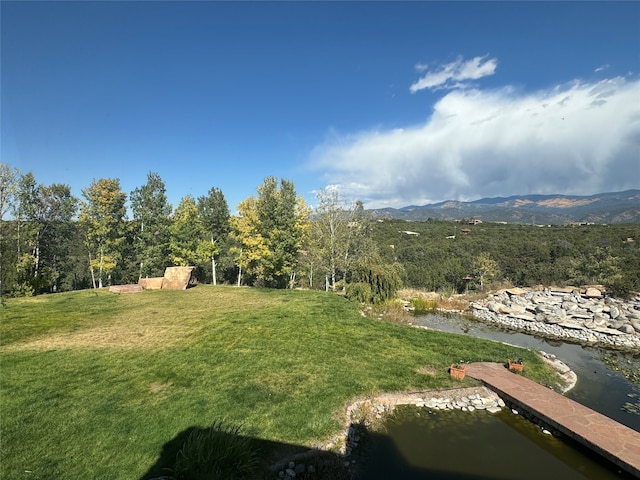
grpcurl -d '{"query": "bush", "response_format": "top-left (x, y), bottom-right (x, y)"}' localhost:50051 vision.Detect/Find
top-left (604, 277), bottom-right (634, 299)
top-left (170, 421), bottom-right (259, 480)
top-left (10, 282), bottom-right (35, 297)
top-left (349, 262), bottom-right (403, 304)
top-left (345, 282), bottom-right (372, 303)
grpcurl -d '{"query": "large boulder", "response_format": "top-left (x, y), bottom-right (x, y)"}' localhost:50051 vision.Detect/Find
top-left (161, 266), bottom-right (195, 290)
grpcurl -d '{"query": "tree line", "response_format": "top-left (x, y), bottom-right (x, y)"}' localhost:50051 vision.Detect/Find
top-left (0, 163), bottom-right (401, 301)
top-left (2, 162), bottom-right (638, 301)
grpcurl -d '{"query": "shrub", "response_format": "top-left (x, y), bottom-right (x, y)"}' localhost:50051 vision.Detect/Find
top-left (10, 282), bottom-right (35, 297)
top-left (604, 277), bottom-right (634, 299)
top-left (349, 262), bottom-right (403, 304)
top-left (169, 421), bottom-right (259, 480)
top-left (345, 282), bottom-right (372, 303)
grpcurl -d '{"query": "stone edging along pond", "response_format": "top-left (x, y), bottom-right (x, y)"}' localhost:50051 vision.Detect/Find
top-left (468, 286), bottom-right (640, 351)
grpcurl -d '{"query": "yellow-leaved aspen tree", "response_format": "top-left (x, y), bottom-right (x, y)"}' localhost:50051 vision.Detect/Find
top-left (79, 178), bottom-right (127, 289)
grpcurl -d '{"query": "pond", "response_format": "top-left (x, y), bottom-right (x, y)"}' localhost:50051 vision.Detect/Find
top-left (354, 314), bottom-right (639, 479)
top-left (413, 313), bottom-right (640, 431)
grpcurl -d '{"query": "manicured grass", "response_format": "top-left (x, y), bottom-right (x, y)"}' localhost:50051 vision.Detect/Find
top-left (0, 286), bottom-right (554, 479)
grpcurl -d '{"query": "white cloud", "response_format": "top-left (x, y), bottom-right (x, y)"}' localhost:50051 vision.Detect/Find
top-left (311, 76), bottom-right (640, 208)
top-left (595, 64), bottom-right (610, 72)
top-left (410, 55), bottom-right (498, 93)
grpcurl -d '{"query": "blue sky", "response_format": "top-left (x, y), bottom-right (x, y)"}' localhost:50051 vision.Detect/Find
top-left (2, 1), bottom-right (639, 212)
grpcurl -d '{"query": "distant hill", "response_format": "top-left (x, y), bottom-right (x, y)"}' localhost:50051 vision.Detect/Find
top-left (367, 190), bottom-right (640, 224)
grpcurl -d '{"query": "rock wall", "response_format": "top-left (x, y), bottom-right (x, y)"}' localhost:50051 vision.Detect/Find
top-left (471, 287), bottom-right (640, 351)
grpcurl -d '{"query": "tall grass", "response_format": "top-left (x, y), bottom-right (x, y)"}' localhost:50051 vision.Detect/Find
top-left (0, 286), bottom-right (553, 479)
top-left (409, 297), bottom-right (439, 315)
top-left (169, 421), bottom-right (259, 480)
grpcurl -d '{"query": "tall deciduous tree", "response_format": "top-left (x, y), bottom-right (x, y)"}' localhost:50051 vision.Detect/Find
top-left (0, 163), bottom-right (20, 221)
top-left (79, 178), bottom-right (127, 289)
top-left (312, 189), bottom-right (373, 291)
top-left (472, 252), bottom-right (499, 290)
top-left (130, 172), bottom-right (172, 279)
top-left (313, 187), bottom-right (350, 290)
top-left (197, 187), bottom-right (230, 285)
top-left (255, 177), bottom-right (308, 288)
top-left (231, 196), bottom-right (269, 287)
top-left (233, 177), bottom-right (309, 288)
top-left (343, 200), bottom-right (372, 278)
top-left (13, 173), bottom-right (77, 294)
top-left (169, 196), bottom-right (207, 268)
top-left (291, 196), bottom-right (312, 288)
top-left (0, 163), bottom-right (21, 299)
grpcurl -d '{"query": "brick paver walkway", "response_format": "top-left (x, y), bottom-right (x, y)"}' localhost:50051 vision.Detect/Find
top-left (466, 362), bottom-right (640, 477)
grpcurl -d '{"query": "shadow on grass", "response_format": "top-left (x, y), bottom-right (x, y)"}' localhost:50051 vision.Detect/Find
top-left (139, 424), bottom-right (349, 480)
top-left (139, 423), bottom-right (500, 480)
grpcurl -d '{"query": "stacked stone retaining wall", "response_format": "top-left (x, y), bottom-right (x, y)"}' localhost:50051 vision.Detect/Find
top-left (470, 287), bottom-right (640, 351)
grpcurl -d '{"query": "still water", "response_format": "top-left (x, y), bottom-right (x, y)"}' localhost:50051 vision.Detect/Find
top-left (355, 314), bottom-right (639, 479)
top-left (413, 314), bottom-right (640, 431)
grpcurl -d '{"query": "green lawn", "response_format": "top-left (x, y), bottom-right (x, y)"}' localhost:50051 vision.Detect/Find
top-left (0, 286), bottom-right (554, 479)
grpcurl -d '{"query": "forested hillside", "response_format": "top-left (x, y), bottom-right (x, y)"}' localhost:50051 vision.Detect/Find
top-left (371, 219), bottom-right (640, 297)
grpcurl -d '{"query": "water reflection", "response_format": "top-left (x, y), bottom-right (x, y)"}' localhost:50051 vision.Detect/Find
top-left (356, 407), bottom-right (634, 479)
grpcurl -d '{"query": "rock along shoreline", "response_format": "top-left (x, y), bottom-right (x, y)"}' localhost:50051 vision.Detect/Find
top-left (469, 286), bottom-right (640, 352)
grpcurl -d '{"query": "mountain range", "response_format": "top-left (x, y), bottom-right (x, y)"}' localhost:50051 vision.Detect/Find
top-left (367, 190), bottom-right (640, 224)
